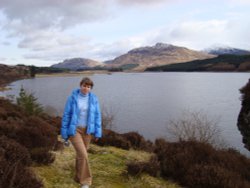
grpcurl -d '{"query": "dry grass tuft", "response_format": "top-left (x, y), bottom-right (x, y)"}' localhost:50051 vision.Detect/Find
top-left (33, 142), bottom-right (180, 188)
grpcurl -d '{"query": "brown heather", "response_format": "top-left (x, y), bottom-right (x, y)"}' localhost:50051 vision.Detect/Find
top-left (0, 98), bottom-right (61, 187)
top-left (154, 139), bottom-right (250, 188)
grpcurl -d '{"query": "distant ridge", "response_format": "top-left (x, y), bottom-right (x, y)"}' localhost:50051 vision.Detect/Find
top-left (51, 58), bottom-right (103, 71)
top-left (50, 43), bottom-right (250, 72)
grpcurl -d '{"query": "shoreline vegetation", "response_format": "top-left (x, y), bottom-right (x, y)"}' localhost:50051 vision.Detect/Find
top-left (1, 66), bottom-right (250, 187)
top-left (0, 64), bottom-right (31, 90)
top-left (237, 79), bottom-right (250, 151)
top-left (0, 64), bottom-right (110, 91)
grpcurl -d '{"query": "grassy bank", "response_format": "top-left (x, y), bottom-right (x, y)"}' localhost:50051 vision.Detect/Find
top-left (33, 142), bottom-right (179, 188)
top-left (36, 70), bottom-right (110, 78)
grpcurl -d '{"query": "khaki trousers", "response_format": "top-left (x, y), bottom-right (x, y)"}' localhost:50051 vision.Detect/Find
top-left (69, 127), bottom-right (92, 185)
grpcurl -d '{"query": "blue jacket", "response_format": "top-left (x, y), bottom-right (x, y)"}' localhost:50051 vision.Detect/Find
top-left (61, 89), bottom-right (102, 140)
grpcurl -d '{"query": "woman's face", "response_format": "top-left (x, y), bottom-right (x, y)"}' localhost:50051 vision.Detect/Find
top-left (80, 84), bottom-right (91, 94)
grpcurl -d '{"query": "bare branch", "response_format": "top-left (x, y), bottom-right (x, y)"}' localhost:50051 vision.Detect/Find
top-left (166, 110), bottom-right (227, 148)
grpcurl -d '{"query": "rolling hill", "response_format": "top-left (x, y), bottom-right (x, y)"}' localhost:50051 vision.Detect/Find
top-left (105, 43), bottom-right (215, 71)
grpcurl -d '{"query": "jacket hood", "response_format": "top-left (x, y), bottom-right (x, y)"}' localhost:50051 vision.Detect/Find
top-left (72, 88), bottom-right (80, 95)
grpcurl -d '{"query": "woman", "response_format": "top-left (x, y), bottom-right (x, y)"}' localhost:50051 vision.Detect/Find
top-left (61, 77), bottom-right (102, 188)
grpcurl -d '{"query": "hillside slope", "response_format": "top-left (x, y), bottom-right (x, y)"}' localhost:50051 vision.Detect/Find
top-left (146, 54), bottom-right (250, 72)
top-left (0, 64), bottom-right (30, 87)
top-left (105, 43), bottom-right (215, 71)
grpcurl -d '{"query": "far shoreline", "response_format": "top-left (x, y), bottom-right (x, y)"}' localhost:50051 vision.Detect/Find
top-left (0, 70), bottom-right (113, 91)
top-left (36, 70), bottom-right (111, 78)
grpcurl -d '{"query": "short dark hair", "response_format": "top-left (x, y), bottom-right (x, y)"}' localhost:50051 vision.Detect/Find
top-left (80, 77), bottom-right (94, 88)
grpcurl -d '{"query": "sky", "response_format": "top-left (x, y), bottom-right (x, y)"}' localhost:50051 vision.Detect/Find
top-left (0, 0), bottom-right (250, 67)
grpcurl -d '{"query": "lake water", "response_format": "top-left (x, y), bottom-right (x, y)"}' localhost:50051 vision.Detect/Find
top-left (1, 72), bottom-right (250, 156)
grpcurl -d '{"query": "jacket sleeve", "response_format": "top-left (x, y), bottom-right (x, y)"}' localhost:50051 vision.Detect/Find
top-left (61, 96), bottom-right (72, 140)
top-left (94, 97), bottom-right (102, 138)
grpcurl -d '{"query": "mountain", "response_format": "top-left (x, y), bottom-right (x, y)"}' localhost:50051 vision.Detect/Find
top-left (105, 43), bottom-right (215, 71)
top-left (51, 58), bottom-right (103, 71)
top-left (146, 54), bottom-right (250, 72)
top-left (204, 46), bottom-right (250, 55)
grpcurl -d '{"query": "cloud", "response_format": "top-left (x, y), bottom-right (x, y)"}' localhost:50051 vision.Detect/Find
top-left (1, 0), bottom-right (249, 66)
top-left (21, 31), bottom-right (147, 62)
top-left (18, 30), bottom-right (90, 51)
top-left (1, 41), bottom-right (10, 45)
top-left (122, 17), bottom-right (250, 51)
top-left (21, 33), bottom-right (139, 62)
top-left (117, 0), bottom-right (179, 6)
top-left (0, 0), bottom-right (110, 31)
top-left (0, 0), bottom-right (178, 33)
top-left (18, 18), bottom-right (249, 63)
top-left (0, 0), bottom-right (124, 63)
top-left (168, 20), bottom-right (229, 48)
top-left (0, 0), bottom-right (165, 62)
top-left (0, 0), bottom-right (116, 63)
top-left (20, 30), bottom-right (93, 61)
top-left (230, 0), bottom-right (250, 5)
top-left (89, 38), bottom-right (144, 61)
top-left (0, 57), bottom-right (7, 61)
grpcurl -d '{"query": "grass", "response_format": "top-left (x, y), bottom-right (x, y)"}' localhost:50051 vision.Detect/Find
top-left (32, 143), bottom-right (180, 188)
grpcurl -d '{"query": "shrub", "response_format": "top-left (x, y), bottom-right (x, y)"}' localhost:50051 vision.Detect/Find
top-left (0, 96), bottom-right (59, 186)
top-left (0, 106), bottom-right (7, 120)
top-left (97, 129), bottom-right (154, 151)
top-left (185, 164), bottom-right (250, 188)
top-left (126, 155), bottom-right (160, 177)
top-left (24, 116), bottom-right (58, 148)
top-left (154, 139), bottom-right (250, 188)
top-left (16, 87), bottom-right (43, 116)
top-left (121, 132), bottom-right (153, 152)
top-left (240, 78), bottom-right (250, 108)
top-left (238, 79), bottom-right (250, 151)
top-left (40, 114), bottom-right (62, 135)
top-left (166, 110), bottom-right (226, 148)
top-left (97, 129), bottom-right (131, 150)
top-left (0, 99), bottom-right (58, 165)
top-left (0, 136), bottom-right (43, 188)
top-left (101, 105), bottom-right (116, 130)
top-left (0, 136), bottom-right (31, 166)
top-left (144, 155), bottom-right (160, 177)
top-left (126, 161), bottom-right (146, 176)
top-left (0, 98), bottom-right (23, 112)
top-left (30, 147), bottom-right (55, 164)
top-left (0, 119), bottom-right (22, 140)
top-left (17, 116), bottom-right (57, 164)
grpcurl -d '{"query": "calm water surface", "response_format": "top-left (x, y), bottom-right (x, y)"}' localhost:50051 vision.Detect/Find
top-left (2, 72), bottom-right (250, 156)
